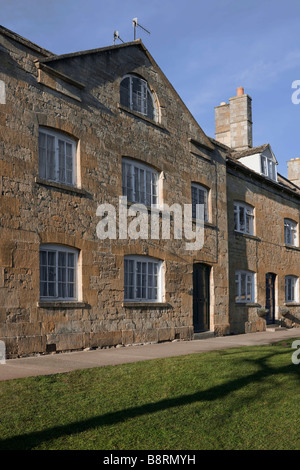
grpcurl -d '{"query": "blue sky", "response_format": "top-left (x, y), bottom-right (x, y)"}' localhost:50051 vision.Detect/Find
top-left (1, 0), bottom-right (300, 176)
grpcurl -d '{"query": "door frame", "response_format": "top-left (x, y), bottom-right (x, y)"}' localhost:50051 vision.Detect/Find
top-left (193, 263), bottom-right (211, 333)
top-left (265, 272), bottom-right (276, 325)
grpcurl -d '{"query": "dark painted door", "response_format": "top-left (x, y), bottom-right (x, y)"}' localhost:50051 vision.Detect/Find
top-left (265, 273), bottom-right (276, 324)
top-left (193, 264), bottom-right (210, 332)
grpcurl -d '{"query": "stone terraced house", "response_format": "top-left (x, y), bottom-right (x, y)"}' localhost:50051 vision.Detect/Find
top-left (0, 25), bottom-right (299, 357)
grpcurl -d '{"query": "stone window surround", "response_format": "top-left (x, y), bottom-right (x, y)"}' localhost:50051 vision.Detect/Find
top-left (124, 255), bottom-right (164, 303)
top-left (235, 270), bottom-right (255, 303)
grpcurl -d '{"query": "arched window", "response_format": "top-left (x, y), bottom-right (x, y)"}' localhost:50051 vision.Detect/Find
top-left (120, 75), bottom-right (156, 121)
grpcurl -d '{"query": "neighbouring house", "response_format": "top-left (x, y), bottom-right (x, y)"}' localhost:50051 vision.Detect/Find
top-left (0, 25), bottom-right (298, 358)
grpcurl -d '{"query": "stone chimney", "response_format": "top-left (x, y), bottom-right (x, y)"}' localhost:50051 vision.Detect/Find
top-left (215, 87), bottom-right (253, 150)
top-left (287, 158), bottom-right (300, 188)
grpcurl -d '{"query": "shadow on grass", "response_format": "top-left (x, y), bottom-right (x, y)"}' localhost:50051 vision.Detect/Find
top-left (0, 350), bottom-right (299, 449)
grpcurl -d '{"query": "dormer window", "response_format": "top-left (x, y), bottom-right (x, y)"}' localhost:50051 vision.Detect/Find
top-left (120, 74), bottom-right (156, 121)
top-left (261, 155), bottom-right (277, 181)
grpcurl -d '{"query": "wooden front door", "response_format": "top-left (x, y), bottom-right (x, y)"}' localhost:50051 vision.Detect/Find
top-left (265, 273), bottom-right (276, 324)
top-left (193, 264), bottom-right (210, 332)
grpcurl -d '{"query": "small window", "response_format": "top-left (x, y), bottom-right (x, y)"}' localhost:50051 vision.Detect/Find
top-left (124, 256), bottom-right (163, 302)
top-left (261, 155), bottom-right (277, 181)
top-left (39, 128), bottom-right (77, 186)
top-left (284, 219), bottom-right (298, 246)
top-left (191, 183), bottom-right (209, 221)
top-left (235, 270), bottom-right (255, 303)
top-left (40, 245), bottom-right (78, 300)
top-left (120, 75), bottom-right (156, 121)
top-left (234, 202), bottom-right (254, 235)
top-left (122, 158), bottom-right (159, 206)
top-left (285, 275), bottom-right (298, 303)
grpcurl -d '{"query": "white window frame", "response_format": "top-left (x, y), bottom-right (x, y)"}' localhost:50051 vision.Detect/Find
top-left (124, 255), bottom-right (163, 302)
top-left (234, 202), bottom-right (254, 235)
top-left (261, 155), bottom-right (277, 181)
top-left (39, 128), bottom-right (77, 186)
top-left (284, 219), bottom-right (298, 246)
top-left (120, 74), bottom-right (157, 121)
top-left (285, 275), bottom-right (298, 303)
top-left (40, 245), bottom-right (78, 301)
top-left (191, 183), bottom-right (209, 222)
top-left (235, 270), bottom-right (255, 303)
top-left (122, 158), bottom-right (159, 207)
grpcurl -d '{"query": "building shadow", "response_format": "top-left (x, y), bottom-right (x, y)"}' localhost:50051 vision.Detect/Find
top-left (0, 349), bottom-right (299, 450)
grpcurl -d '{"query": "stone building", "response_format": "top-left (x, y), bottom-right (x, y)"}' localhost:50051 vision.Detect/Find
top-left (0, 26), bottom-right (299, 358)
top-left (215, 88), bottom-right (300, 333)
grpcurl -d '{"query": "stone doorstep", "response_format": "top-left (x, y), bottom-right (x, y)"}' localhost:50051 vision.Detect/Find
top-left (193, 331), bottom-right (215, 340)
top-left (266, 324), bottom-right (287, 332)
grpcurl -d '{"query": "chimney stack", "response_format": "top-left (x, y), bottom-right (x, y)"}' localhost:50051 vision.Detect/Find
top-left (287, 158), bottom-right (300, 188)
top-left (215, 87), bottom-right (253, 150)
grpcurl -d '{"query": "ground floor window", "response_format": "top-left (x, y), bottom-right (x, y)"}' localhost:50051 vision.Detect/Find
top-left (235, 270), bottom-right (255, 303)
top-left (285, 275), bottom-right (298, 303)
top-left (40, 245), bottom-right (78, 300)
top-left (124, 255), bottom-right (163, 302)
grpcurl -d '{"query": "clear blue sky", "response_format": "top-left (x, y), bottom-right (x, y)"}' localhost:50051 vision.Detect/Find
top-left (2, 0), bottom-right (300, 176)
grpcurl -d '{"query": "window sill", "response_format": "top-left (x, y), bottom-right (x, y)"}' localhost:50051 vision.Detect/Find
top-left (284, 302), bottom-right (300, 307)
top-left (118, 105), bottom-right (168, 132)
top-left (37, 301), bottom-right (91, 309)
top-left (122, 302), bottom-right (171, 309)
top-left (234, 231), bottom-right (260, 241)
top-left (235, 302), bottom-right (260, 307)
top-left (284, 244), bottom-right (300, 252)
top-left (35, 177), bottom-right (90, 197)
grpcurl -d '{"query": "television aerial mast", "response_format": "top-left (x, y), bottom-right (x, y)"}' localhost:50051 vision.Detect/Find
top-left (113, 30), bottom-right (124, 45)
top-left (132, 18), bottom-right (150, 41)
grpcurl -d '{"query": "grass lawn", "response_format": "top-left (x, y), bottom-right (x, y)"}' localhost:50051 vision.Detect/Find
top-left (0, 337), bottom-right (299, 450)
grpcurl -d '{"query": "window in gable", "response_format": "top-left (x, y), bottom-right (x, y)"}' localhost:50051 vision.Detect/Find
top-left (261, 155), bottom-right (277, 181)
top-left (120, 75), bottom-right (156, 121)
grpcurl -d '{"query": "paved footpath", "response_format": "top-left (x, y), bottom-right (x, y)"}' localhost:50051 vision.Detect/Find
top-left (0, 328), bottom-right (299, 382)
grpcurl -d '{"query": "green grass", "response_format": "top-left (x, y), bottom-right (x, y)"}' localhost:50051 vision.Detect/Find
top-left (0, 338), bottom-right (299, 450)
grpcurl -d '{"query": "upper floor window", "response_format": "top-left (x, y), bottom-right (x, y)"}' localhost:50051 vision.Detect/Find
top-left (285, 275), bottom-right (298, 303)
top-left (120, 75), bottom-right (156, 121)
top-left (235, 270), bottom-right (255, 303)
top-left (261, 155), bottom-right (277, 181)
top-left (122, 158), bottom-right (159, 206)
top-left (40, 245), bottom-right (78, 301)
top-left (39, 128), bottom-right (77, 186)
top-left (191, 183), bottom-right (208, 221)
top-left (234, 202), bottom-right (254, 235)
top-left (284, 219), bottom-right (298, 246)
top-left (124, 255), bottom-right (163, 302)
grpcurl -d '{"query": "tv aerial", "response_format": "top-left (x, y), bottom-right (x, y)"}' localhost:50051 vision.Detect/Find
top-left (132, 18), bottom-right (150, 40)
top-left (113, 30), bottom-right (124, 45)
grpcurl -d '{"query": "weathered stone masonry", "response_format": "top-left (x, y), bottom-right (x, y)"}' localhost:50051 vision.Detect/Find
top-left (0, 26), bottom-right (299, 358)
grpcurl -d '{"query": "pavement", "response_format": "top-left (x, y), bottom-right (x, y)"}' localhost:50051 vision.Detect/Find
top-left (0, 328), bottom-right (299, 382)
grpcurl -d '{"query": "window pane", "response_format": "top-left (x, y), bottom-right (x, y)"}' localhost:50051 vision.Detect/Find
top-left (39, 132), bottom-right (47, 179)
top-left (120, 77), bottom-right (130, 108)
top-left (46, 135), bottom-right (56, 181)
